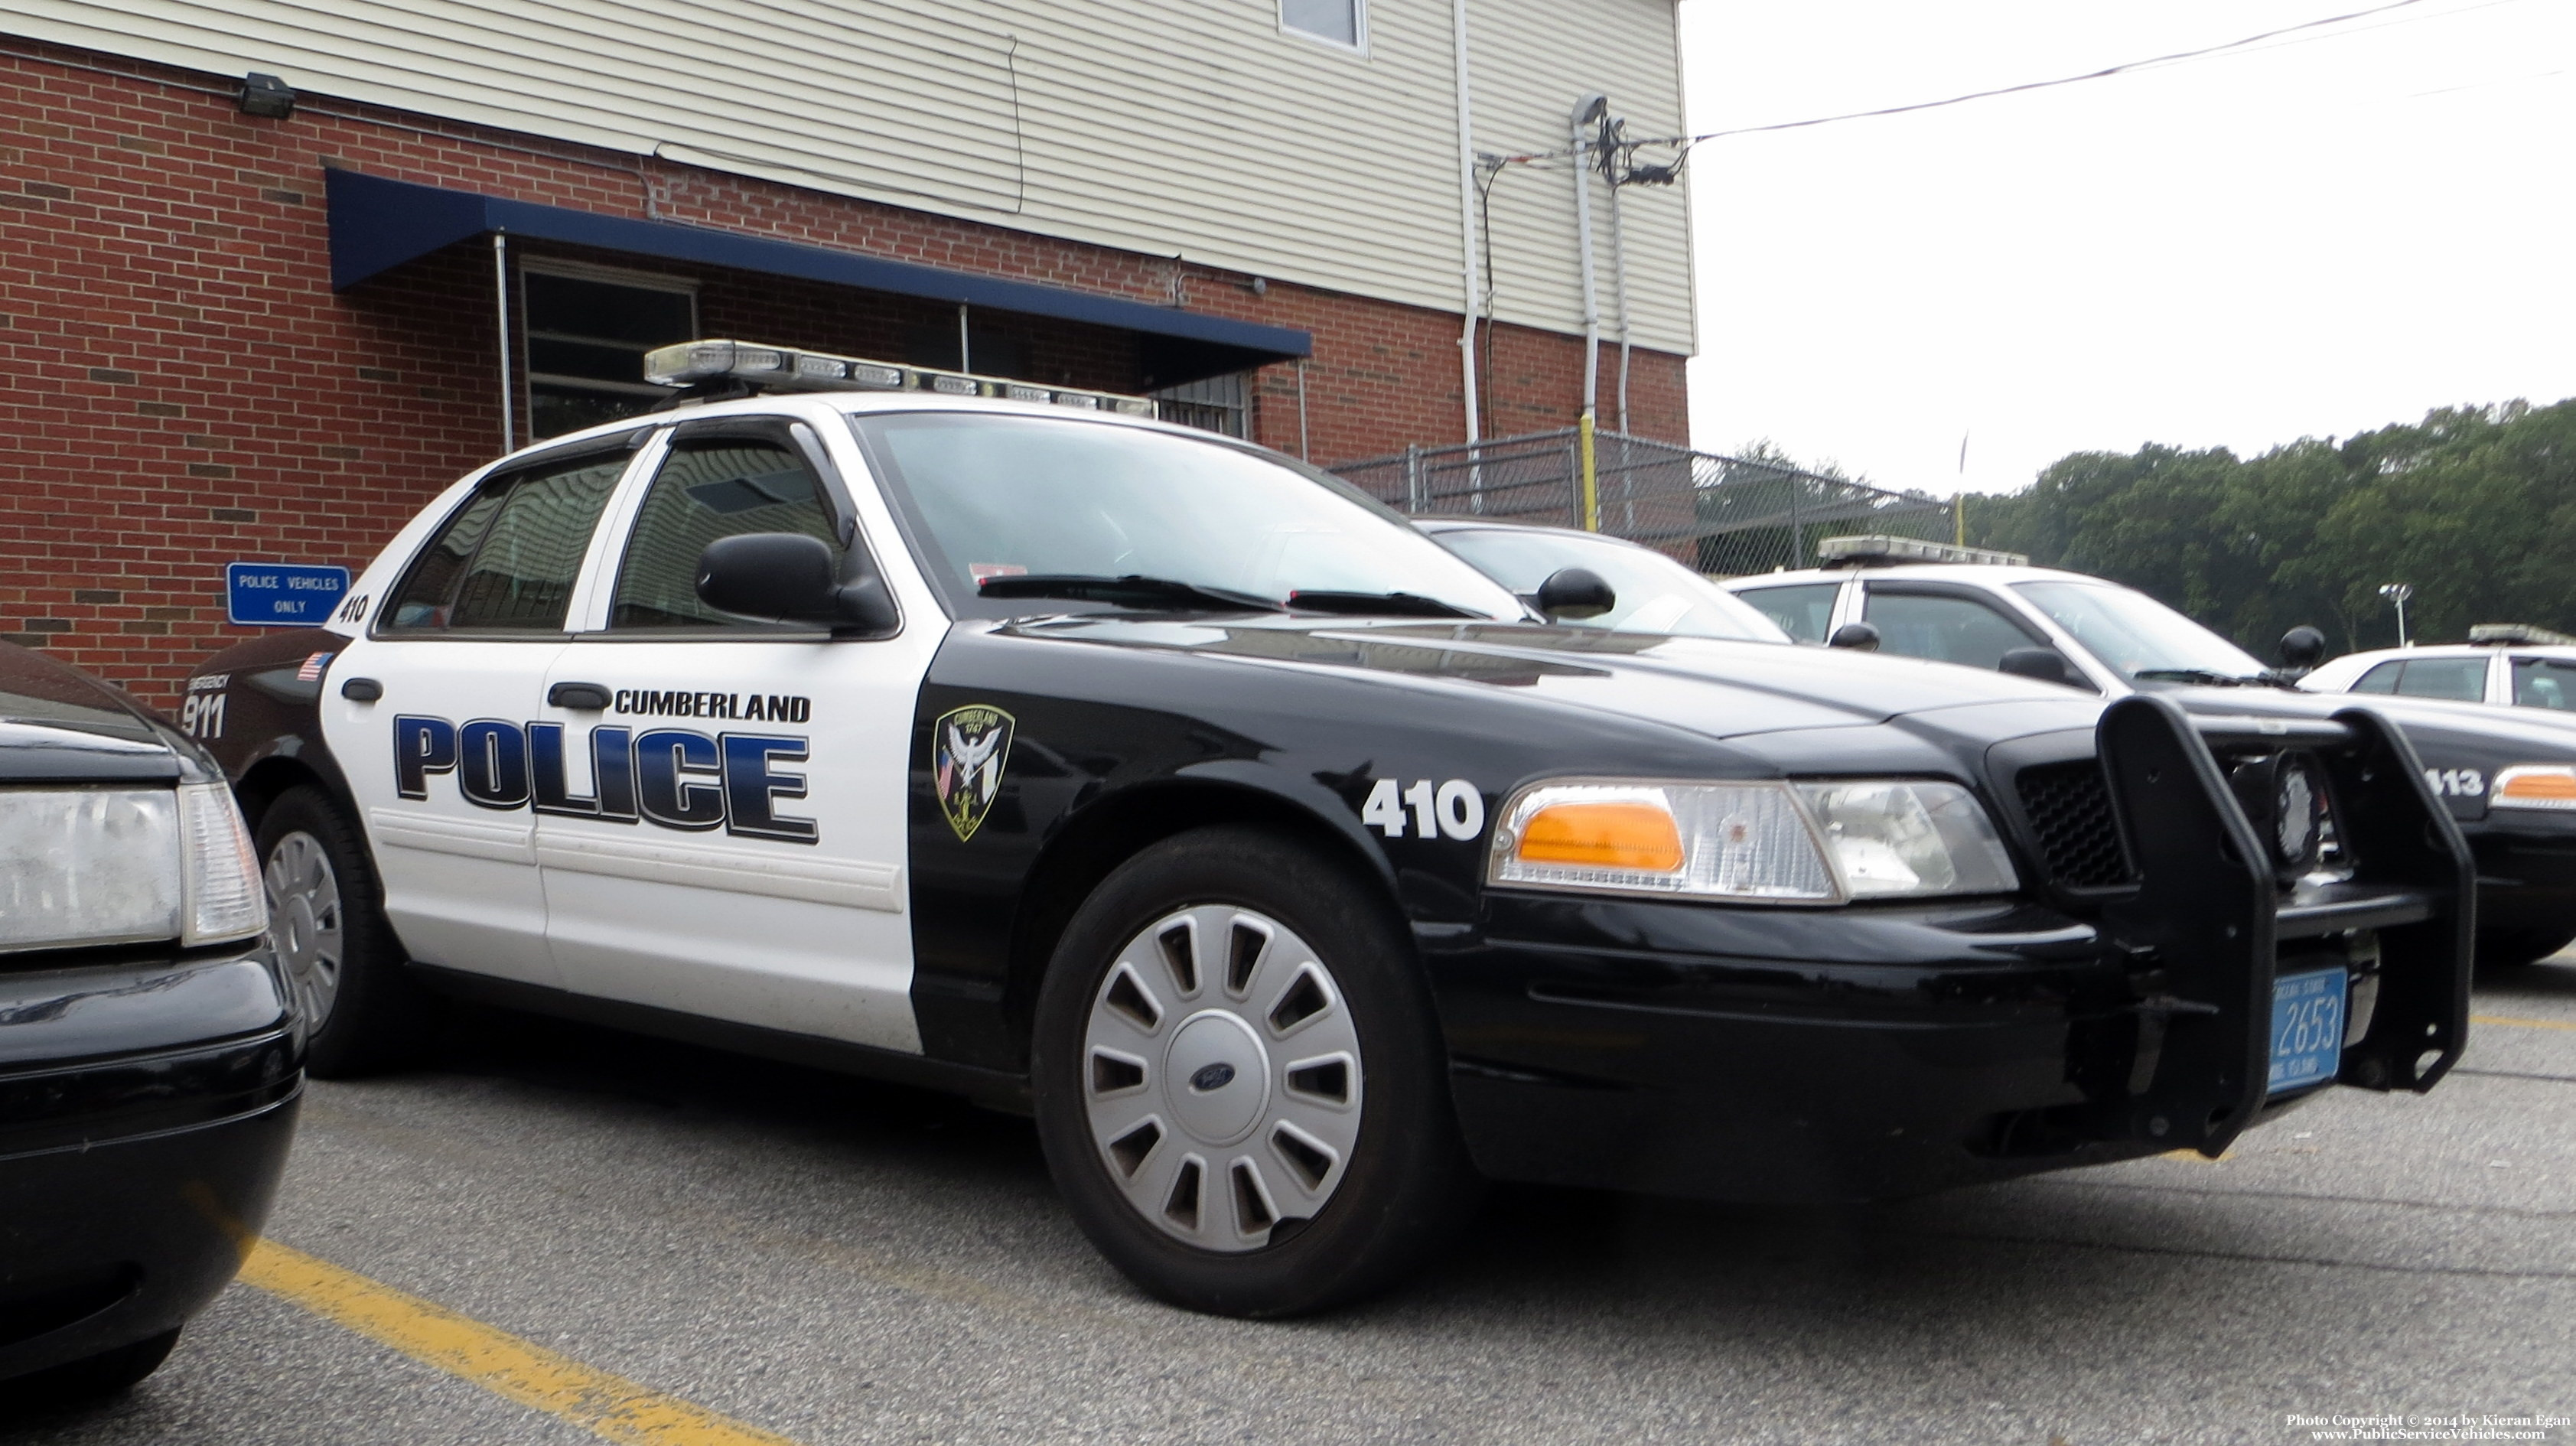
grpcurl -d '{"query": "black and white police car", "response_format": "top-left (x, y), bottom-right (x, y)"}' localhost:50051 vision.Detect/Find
top-left (2301, 624), bottom-right (2576, 713)
top-left (184, 343), bottom-right (2470, 1316)
top-left (1725, 539), bottom-right (2576, 969)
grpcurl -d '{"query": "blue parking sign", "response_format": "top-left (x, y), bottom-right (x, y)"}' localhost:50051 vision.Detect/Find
top-left (226, 562), bottom-right (350, 627)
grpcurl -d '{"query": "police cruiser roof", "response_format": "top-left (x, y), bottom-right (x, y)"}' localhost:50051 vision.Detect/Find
top-left (645, 338), bottom-right (1159, 416)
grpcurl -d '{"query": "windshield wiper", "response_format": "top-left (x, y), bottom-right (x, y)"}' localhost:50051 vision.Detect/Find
top-left (976, 574), bottom-right (1284, 613)
top-left (1285, 590), bottom-right (1478, 619)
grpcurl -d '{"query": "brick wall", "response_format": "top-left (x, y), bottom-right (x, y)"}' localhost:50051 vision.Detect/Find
top-left (0, 37), bottom-right (1688, 708)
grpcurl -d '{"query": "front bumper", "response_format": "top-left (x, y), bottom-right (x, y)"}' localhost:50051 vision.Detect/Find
top-left (1425, 700), bottom-right (2473, 1205)
top-left (0, 949), bottom-right (303, 1383)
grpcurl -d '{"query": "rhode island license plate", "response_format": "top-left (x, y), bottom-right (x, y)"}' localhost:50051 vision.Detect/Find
top-left (2268, 967), bottom-right (2348, 1095)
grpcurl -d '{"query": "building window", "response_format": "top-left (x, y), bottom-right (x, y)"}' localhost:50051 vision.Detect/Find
top-left (522, 262), bottom-right (698, 439)
top-left (1154, 373), bottom-right (1250, 439)
top-left (1280, 0), bottom-right (1364, 50)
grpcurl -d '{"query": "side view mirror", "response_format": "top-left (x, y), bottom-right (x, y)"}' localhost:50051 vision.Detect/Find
top-left (695, 532), bottom-right (897, 637)
top-left (1827, 621), bottom-right (1881, 651)
top-left (1998, 645), bottom-right (2083, 688)
top-left (2278, 625), bottom-right (2327, 672)
top-left (1534, 567), bottom-right (1616, 621)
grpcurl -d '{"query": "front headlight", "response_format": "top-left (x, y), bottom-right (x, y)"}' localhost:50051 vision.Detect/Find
top-left (2491, 764), bottom-right (2576, 811)
top-left (0, 789), bottom-right (184, 952)
top-left (177, 782), bottom-right (267, 946)
top-left (1490, 778), bottom-right (2018, 903)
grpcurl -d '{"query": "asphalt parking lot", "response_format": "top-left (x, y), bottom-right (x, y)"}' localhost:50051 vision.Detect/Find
top-left (10, 964), bottom-right (2574, 1446)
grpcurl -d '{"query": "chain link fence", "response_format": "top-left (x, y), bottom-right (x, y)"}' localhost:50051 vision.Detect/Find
top-left (1331, 428), bottom-right (1956, 576)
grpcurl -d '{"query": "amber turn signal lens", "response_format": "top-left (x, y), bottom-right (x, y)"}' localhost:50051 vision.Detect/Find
top-left (2496, 767), bottom-right (2576, 803)
top-left (1515, 801), bottom-right (1685, 871)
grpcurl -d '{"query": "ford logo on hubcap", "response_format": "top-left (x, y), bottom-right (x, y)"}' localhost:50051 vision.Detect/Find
top-left (1189, 1062), bottom-right (1237, 1092)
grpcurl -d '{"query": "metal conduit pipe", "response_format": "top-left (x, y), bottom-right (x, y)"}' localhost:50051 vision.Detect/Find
top-left (1451, 0), bottom-right (1483, 444)
top-left (1569, 93), bottom-right (1606, 422)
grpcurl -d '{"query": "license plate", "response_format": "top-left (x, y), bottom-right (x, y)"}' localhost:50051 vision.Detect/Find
top-left (2268, 968), bottom-right (2347, 1095)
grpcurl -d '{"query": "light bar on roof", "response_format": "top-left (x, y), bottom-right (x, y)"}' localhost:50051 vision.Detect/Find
top-left (643, 338), bottom-right (1158, 415)
top-left (2470, 624), bottom-right (2576, 647)
top-left (1818, 534), bottom-right (2031, 568)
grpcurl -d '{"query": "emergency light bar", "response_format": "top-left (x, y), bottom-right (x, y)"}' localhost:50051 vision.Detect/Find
top-left (643, 339), bottom-right (1158, 416)
top-left (1817, 534), bottom-right (2031, 568)
top-left (2470, 624), bottom-right (2576, 646)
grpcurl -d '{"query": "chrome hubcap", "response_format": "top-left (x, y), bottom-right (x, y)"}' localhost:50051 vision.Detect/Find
top-left (263, 831), bottom-right (344, 1030)
top-left (1081, 904), bottom-right (1363, 1252)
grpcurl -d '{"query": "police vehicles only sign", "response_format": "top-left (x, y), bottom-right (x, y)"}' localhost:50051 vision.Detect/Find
top-left (226, 562), bottom-right (348, 627)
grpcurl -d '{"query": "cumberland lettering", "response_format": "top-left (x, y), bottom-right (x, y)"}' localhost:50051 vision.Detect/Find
top-left (614, 689), bottom-right (813, 722)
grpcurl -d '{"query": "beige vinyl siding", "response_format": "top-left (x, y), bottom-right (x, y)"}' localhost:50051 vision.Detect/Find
top-left (0, 0), bottom-right (1693, 353)
top-left (1467, 0), bottom-right (1695, 359)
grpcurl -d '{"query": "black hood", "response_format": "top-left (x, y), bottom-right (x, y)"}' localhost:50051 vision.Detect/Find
top-left (0, 641), bottom-right (187, 783)
top-left (994, 615), bottom-right (2103, 760)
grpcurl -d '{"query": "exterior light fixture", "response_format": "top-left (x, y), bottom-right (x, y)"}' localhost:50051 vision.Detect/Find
top-left (238, 73), bottom-right (297, 119)
top-left (2379, 582), bottom-right (2415, 648)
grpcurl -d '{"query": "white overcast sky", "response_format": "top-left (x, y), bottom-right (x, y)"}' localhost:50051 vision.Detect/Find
top-left (1673, 0), bottom-right (2576, 496)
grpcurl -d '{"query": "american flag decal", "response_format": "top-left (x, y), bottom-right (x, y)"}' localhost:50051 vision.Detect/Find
top-left (297, 652), bottom-right (333, 682)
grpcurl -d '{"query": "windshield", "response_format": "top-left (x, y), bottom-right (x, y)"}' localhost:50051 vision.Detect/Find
top-left (1429, 527), bottom-right (1790, 643)
top-left (853, 413), bottom-right (1523, 620)
top-left (2011, 579), bottom-right (2269, 683)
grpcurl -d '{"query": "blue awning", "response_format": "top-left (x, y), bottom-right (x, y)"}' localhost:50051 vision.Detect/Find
top-left (324, 169), bottom-right (1310, 387)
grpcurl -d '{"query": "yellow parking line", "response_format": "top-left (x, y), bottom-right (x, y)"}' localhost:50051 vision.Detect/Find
top-left (2472, 1014), bottom-right (2576, 1032)
top-left (236, 1239), bottom-right (801, 1446)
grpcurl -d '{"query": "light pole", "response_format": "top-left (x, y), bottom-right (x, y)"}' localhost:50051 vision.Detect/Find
top-left (2379, 582), bottom-right (2415, 647)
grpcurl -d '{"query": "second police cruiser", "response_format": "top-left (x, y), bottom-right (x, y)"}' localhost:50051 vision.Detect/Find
top-left (187, 343), bottom-right (2473, 1316)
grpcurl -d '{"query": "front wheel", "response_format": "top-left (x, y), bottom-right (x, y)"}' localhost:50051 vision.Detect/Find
top-left (1032, 826), bottom-right (1480, 1317)
top-left (2477, 928), bottom-right (2576, 972)
top-left (256, 786), bottom-right (438, 1076)
top-left (0, 1328), bottom-right (180, 1405)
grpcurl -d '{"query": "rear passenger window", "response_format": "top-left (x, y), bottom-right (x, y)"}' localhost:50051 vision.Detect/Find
top-left (611, 436), bottom-right (842, 629)
top-left (1737, 583), bottom-right (1839, 643)
top-left (2393, 657), bottom-right (2487, 702)
top-left (2512, 658), bottom-right (2576, 709)
top-left (385, 453), bottom-right (626, 632)
top-left (1863, 590), bottom-right (2040, 670)
top-left (2348, 662), bottom-right (2402, 693)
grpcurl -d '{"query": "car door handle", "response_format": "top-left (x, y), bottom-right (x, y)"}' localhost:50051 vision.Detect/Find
top-left (340, 677), bottom-right (383, 702)
top-left (549, 682), bottom-right (612, 712)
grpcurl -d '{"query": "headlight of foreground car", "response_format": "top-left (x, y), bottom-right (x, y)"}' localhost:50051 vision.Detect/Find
top-left (177, 781), bottom-right (268, 946)
top-left (0, 784), bottom-right (265, 953)
top-left (2490, 764), bottom-right (2576, 812)
top-left (1489, 779), bottom-right (2019, 903)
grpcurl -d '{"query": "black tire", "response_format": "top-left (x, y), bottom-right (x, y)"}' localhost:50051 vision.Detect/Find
top-left (1031, 825), bottom-right (1480, 1317)
top-left (0, 1328), bottom-right (180, 1406)
top-left (2477, 928), bottom-right (2576, 971)
top-left (255, 785), bottom-right (439, 1076)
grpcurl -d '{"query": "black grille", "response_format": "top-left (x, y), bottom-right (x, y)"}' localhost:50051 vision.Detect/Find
top-left (2014, 760), bottom-right (2135, 888)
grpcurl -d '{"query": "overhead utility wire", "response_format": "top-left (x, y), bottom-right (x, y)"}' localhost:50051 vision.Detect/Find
top-left (1497, 0), bottom-right (2442, 165)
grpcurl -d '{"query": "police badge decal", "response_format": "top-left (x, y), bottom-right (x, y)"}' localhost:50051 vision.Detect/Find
top-left (934, 705), bottom-right (1016, 841)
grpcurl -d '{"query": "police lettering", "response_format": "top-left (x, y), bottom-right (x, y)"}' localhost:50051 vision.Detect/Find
top-left (392, 714), bottom-right (815, 844)
top-left (611, 689), bottom-right (812, 723)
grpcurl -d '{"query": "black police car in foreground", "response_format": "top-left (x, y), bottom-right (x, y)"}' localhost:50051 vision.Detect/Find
top-left (183, 340), bottom-right (2470, 1316)
top-left (0, 642), bottom-right (296, 1401)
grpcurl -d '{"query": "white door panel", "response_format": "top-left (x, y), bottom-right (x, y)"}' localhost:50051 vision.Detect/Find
top-left (534, 418), bottom-right (937, 1053)
top-left (319, 443), bottom-right (640, 988)
top-left (324, 640), bottom-right (565, 985)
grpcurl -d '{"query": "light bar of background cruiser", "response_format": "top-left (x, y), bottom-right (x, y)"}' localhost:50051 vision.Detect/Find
top-left (643, 339), bottom-right (1158, 415)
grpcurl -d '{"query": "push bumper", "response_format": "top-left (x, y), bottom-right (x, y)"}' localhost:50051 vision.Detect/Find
top-left (0, 950), bottom-right (303, 1384)
top-left (1427, 700), bottom-right (2473, 1204)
